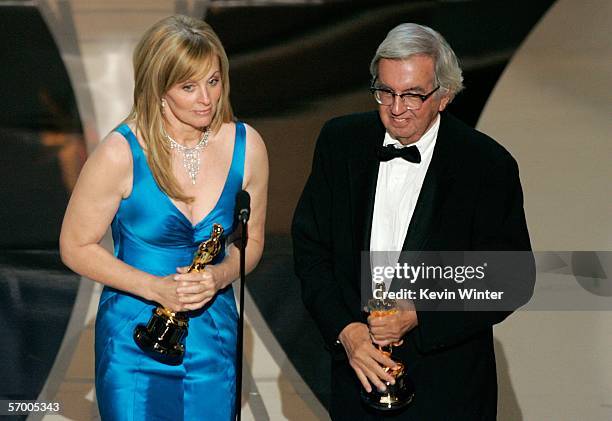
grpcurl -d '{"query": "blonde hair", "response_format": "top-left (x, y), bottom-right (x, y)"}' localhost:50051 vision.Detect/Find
top-left (127, 15), bottom-right (233, 202)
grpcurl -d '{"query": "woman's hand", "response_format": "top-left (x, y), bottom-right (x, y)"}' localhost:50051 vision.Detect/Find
top-left (146, 274), bottom-right (183, 312)
top-left (172, 265), bottom-right (226, 311)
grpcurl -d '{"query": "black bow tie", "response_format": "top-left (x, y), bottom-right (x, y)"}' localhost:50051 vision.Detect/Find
top-left (376, 144), bottom-right (421, 163)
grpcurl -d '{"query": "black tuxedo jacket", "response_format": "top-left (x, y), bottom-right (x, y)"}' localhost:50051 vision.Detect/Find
top-left (292, 111), bottom-right (534, 420)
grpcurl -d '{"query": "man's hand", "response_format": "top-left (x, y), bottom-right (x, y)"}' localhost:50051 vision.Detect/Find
top-left (368, 307), bottom-right (418, 347)
top-left (338, 322), bottom-right (398, 393)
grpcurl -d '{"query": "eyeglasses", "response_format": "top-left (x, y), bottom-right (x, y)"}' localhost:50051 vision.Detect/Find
top-left (370, 83), bottom-right (440, 110)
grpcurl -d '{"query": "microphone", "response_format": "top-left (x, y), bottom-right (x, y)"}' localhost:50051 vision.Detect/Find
top-left (234, 190), bottom-right (250, 421)
top-left (236, 190), bottom-right (251, 224)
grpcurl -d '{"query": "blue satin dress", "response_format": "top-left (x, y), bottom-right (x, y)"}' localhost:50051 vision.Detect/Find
top-left (95, 122), bottom-right (245, 420)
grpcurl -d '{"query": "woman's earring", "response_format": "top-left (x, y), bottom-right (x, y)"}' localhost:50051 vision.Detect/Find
top-left (161, 99), bottom-right (166, 113)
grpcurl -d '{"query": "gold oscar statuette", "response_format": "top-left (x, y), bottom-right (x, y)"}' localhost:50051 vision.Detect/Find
top-left (133, 223), bottom-right (224, 365)
top-left (361, 282), bottom-right (415, 411)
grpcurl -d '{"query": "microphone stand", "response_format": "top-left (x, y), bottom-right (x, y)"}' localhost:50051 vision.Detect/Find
top-left (235, 213), bottom-right (247, 421)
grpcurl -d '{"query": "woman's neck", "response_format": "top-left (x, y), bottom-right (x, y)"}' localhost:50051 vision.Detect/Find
top-left (164, 122), bottom-right (204, 148)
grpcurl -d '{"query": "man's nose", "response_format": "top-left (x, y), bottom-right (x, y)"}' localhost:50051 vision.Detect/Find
top-left (391, 95), bottom-right (405, 115)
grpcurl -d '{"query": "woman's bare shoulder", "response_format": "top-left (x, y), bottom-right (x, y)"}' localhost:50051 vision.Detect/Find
top-left (241, 122), bottom-right (268, 184)
top-left (77, 129), bottom-right (134, 199)
top-left (242, 122), bottom-right (267, 158)
top-left (90, 129), bottom-right (133, 168)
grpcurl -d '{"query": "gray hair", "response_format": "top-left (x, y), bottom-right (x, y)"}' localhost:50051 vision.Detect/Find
top-left (370, 23), bottom-right (464, 99)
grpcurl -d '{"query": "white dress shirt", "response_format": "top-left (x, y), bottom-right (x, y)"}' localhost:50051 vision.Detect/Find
top-left (370, 114), bottom-right (440, 290)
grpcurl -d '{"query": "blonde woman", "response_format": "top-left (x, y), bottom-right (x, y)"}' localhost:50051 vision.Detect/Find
top-left (60, 15), bottom-right (268, 420)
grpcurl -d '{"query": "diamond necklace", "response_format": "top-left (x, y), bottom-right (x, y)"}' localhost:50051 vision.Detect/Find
top-left (163, 127), bottom-right (211, 185)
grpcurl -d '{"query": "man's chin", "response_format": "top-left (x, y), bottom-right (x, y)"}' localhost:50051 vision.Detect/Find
top-left (389, 130), bottom-right (419, 145)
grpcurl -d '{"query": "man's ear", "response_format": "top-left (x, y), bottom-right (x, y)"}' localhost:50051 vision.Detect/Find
top-left (438, 93), bottom-right (451, 112)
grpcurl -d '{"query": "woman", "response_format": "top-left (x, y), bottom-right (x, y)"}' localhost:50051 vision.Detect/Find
top-left (60, 15), bottom-right (268, 420)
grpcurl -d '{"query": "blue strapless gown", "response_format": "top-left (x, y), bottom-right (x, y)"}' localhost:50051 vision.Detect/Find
top-left (95, 122), bottom-right (245, 420)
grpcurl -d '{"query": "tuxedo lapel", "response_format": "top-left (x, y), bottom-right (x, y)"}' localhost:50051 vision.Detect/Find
top-left (401, 163), bottom-right (441, 252)
top-left (347, 112), bottom-right (385, 253)
top-left (402, 113), bottom-right (456, 252)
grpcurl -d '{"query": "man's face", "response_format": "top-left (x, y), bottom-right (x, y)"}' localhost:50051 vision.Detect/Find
top-left (376, 56), bottom-right (450, 145)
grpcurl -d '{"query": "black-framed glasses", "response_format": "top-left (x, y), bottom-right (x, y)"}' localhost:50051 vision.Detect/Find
top-left (370, 83), bottom-right (440, 110)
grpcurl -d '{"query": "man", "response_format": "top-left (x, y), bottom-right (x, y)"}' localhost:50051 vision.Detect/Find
top-left (292, 23), bottom-right (534, 420)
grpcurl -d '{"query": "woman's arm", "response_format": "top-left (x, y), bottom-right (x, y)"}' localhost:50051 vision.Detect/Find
top-left (59, 132), bottom-right (183, 311)
top-left (175, 123), bottom-right (269, 309)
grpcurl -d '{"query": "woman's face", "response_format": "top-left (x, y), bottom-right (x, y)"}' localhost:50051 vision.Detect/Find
top-left (163, 56), bottom-right (222, 131)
